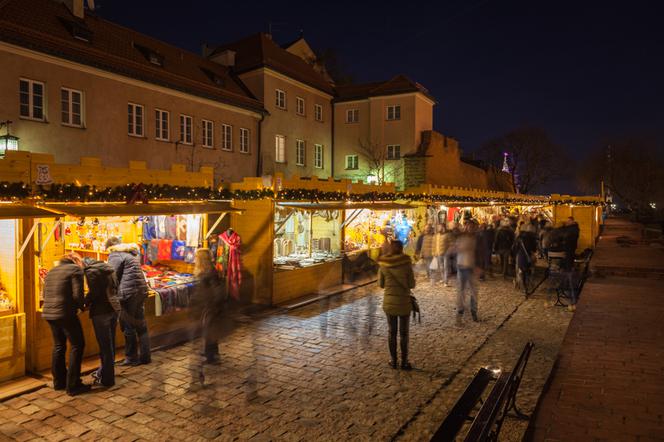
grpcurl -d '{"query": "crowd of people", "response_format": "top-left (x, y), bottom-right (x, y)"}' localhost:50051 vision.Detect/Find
top-left (377, 212), bottom-right (582, 370)
top-left (41, 238), bottom-right (227, 396)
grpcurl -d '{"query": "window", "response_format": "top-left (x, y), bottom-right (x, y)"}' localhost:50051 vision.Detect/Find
top-left (314, 144), bottom-right (324, 169)
top-left (61, 87), bottom-right (83, 127)
top-left (179, 114), bottom-right (192, 145)
top-left (345, 155), bottom-right (359, 170)
top-left (275, 135), bottom-right (286, 163)
top-left (296, 139), bottom-right (305, 166)
top-left (240, 128), bottom-right (250, 153)
top-left (275, 89), bottom-right (286, 109)
top-left (135, 43), bottom-right (164, 67)
top-left (387, 144), bottom-right (401, 160)
top-left (346, 109), bottom-right (359, 123)
top-left (19, 79), bottom-right (45, 121)
top-left (386, 104), bottom-right (401, 121)
top-left (296, 97), bottom-right (305, 116)
top-left (202, 120), bottom-right (214, 148)
top-left (127, 103), bottom-right (144, 136)
top-left (155, 109), bottom-right (169, 140)
top-left (221, 124), bottom-right (232, 150)
top-left (314, 104), bottom-right (323, 122)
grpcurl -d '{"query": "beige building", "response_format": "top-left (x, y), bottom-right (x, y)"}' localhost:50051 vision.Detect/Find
top-left (0, 0), bottom-right (265, 184)
top-left (207, 34), bottom-right (334, 179)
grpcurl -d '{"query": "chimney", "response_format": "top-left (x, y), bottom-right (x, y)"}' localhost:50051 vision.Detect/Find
top-left (62, 0), bottom-right (85, 19)
top-left (211, 49), bottom-right (236, 67)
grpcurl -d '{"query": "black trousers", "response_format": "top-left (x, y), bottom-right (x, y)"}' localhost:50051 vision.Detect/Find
top-left (91, 312), bottom-right (118, 386)
top-left (47, 316), bottom-right (85, 392)
top-left (386, 314), bottom-right (410, 363)
top-left (120, 295), bottom-right (151, 364)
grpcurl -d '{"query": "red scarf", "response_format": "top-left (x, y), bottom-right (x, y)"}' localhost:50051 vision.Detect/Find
top-left (218, 230), bottom-right (242, 300)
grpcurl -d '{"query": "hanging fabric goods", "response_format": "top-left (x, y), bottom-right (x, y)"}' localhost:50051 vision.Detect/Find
top-left (217, 229), bottom-right (242, 300)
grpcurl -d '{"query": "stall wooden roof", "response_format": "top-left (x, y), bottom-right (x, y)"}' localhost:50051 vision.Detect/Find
top-left (0, 203), bottom-right (63, 219)
top-left (276, 202), bottom-right (415, 211)
top-left (40, 201), bottom-right (243, 217)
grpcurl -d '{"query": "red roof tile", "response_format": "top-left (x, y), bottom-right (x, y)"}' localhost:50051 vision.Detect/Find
top-left (211, 33), bottom-right (335, 95)
top-left (335, 74), bottom-right (436, 103)
top-left (0, 0), bottom-right (265, 113)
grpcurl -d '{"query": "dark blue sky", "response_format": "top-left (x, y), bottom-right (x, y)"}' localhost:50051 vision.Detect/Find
top-left (97, 0), bottom-right (663, 179)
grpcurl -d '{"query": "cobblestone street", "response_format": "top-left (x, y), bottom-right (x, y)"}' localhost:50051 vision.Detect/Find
top-left (0, 274), bottom-right (572, 441)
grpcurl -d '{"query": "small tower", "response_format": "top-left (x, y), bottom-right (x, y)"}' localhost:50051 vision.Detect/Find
top-left (502, 152), bottom-right (510, 173)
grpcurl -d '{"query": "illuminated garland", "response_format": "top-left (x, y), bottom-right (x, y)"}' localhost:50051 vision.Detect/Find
top-left (0, 182), bottom-right (603, 206)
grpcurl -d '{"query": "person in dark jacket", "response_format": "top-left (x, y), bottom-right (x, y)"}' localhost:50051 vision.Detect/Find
top-left (561, 217), bottom-right (580, 270)
top-left (494, 222), bottom-right (515, 277)
top-left (513, 228), bottom-right (538, 290)
top-left (83, 257), bottom-right (120, 387)
top-left (190, 248), bottom-right (228, 364)
top-left (106, 237), bottom-right (151, 366)
top-left (42, 252), bottom-right (89, 396)
top-left (378, 241), bottom-right (416, 370)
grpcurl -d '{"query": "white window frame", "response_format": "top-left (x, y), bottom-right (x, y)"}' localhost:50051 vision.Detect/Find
top-left (387, 144), bottom-right (401, 160)
top-left (346, 109), bottom-right (359, 123)
top-left (155, 108), bottom-right (170, 141)
top-left (179, 114), bottom-right (193, 145)
top-left (275, 89), bottom-right (286, 109)
top-left (202, 119), bottom-right (214, 148)
top-left (296, 97), bottom-right (305, 116)
top-left (61, 87), bottom-right (84, 127)
top-left (314, 104), bottom-right (323, 122)
top-left (386, 104), bottom-right (401, 121)
top-left (314, 144), bottom-right (324, 169)
top-left (19, 78), bottom-right (46, 121)
top-left (345, 155), bottom-right (359, 170)
top-left (221, 124), bottom-right (233, 151)
top-left (295, 139), bottom-right (306, 166)
top-left (239, 128), bottom-right (250, 153)
top-left (127, 102), bottom-right (144, 137)
top-left (275, 135), bottom-right (286, 163)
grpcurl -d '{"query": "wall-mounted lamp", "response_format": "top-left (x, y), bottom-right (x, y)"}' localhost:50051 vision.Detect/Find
top-left (0, 120), bottom-right (19, 157)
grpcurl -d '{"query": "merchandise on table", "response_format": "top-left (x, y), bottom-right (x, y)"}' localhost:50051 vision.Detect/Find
top-left (344, 209), bottom-right (419, 252)
top-left (142, 264), bottom-right (195, 316)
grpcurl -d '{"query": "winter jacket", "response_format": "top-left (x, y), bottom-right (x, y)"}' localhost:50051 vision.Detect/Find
top-left (561, 223), bottom-right (580, 254)
top-left (84, 260), bottom-right (120, 317)
top-left (42, 259), bottom-right (85, 320)
top-left (456, 233), bottom-right (477, 269)
top-left (434, 232), bottom-right (455, 256)
top-left (416, 234), bottom-right (435, 258)
top-left (494, 226), bottom-right (515, 253)
top-left (107, 243), bottom-right (148, 301)
top-left (189, 270), bottom-right (228, 321)
top-left (378, 254), bottom-right (415, 317)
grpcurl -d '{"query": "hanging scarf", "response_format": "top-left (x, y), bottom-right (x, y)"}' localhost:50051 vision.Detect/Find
top-left (217, 230), bottom-right (242, 300)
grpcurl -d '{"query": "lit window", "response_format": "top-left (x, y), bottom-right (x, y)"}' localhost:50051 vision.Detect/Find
top-left (387, 144), bottom-right (401, 160)
top-left (221, 124), bottom-right (233, 151)
top-left (345, 155), bottom-right (359, 170)
top-left (314, 144), bottom-right (324, 169)
top-left (346, 109), bottom-right (359, 123)
top-left (179, 114), bottom-right (192, 145)
top-left (127, 103), bottom-right (144, 136)
top-left (19, 78), bottom-right (45, 121)
top-left (296, 139), bottom-right (305, 166)
top-left (275, 89), bottom-right (286, 109)
top-left (296, 97), bottom-right (305, 116)
top-left (155, 109), bottom-right (169, 141)
top-left (314, 104), bottom-right (323, 122)
top-left (386, 105), bottom-right (401, 121)
top-left (275, 135), bottom-right (286, 163)
top-left (202, 119), bottom-right (214, 148)
top-left (240, 128), bottom-right (250, 153)
top-left (61, 87), bottom-right (83, 127)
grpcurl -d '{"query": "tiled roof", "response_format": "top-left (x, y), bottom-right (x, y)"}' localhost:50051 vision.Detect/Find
top-left (334, 74), bottom-right (436, 103)
top-left (0, 0), bottom-right (265, 113)
top-left (210, 33), bottom-right (335, 95)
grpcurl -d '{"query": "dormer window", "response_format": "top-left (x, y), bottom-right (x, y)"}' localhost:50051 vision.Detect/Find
top-left (58, 17), bottom-right (92, 43)
top-left (200, 67), bottom-right (225, 87)
top-left (134, 43), bottom-right (164, 67)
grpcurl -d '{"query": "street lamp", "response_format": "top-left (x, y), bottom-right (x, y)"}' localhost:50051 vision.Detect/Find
top-left (0, 120), bottom-right (19, 157)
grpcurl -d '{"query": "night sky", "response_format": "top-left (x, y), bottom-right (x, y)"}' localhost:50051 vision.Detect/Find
top-left (97, 0), bottom-right (663, 192)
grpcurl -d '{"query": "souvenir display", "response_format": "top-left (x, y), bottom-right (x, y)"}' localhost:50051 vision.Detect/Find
top-left (344, 209), bottom-right (419, 252)
top-left (216, 229), bottom-right (242, 299)
top-left (0, 279), bottom-right (12, 311)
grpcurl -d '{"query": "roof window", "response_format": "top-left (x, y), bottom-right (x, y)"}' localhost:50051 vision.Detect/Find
top-left (134, 43), bottom-right (164, 67)
top-left (58, 17), bottom-right (92, 43)
top-left (200, 67), bottom-right (225, 86)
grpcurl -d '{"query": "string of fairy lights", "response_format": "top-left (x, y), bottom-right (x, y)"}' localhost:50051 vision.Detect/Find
top-left (0, 181), bottom-right (603, 206)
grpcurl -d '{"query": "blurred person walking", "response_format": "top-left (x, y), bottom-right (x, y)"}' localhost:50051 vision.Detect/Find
top-left (378, 241), bottom-right (416, 370)
top-left (456, 223), bottom-right (480, 322)
top-left (434, 224), bottom-right (455, 286)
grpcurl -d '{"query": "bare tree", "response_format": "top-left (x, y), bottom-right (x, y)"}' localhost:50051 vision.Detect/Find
top-left (478, 126), bottom-right (569, 194)
top-left (355, 138), bottom-right (388, 184)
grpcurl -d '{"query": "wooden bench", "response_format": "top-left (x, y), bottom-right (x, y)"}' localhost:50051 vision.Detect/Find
top-left (431, 342), bottom-right (534, 442)
top-left (547, 249), bottom-right (593, 306)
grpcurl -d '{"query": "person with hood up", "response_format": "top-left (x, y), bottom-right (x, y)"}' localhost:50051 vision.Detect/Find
top-left (378, 240), bottom-right (416, 370)
top-left (42, 252), bottom-right (89, 396)
top-left (106, 237), bottom-right (151, 366)
top-left (83, 257), bottom-right (120, 387)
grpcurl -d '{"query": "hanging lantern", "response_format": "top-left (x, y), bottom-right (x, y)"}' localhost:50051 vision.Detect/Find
top-left (0, 120), bottom-right (19, 157)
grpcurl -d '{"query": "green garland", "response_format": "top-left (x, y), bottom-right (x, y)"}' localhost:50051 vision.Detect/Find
top-left (0, 181), bottom-right (603, 206)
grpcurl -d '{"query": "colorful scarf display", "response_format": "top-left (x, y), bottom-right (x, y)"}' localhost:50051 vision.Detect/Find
top-left (216, 230), bottom-right (242, 300)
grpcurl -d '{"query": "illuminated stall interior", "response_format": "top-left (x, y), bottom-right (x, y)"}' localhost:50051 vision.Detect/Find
top-left (27, 201), bottom-right (238, 372)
